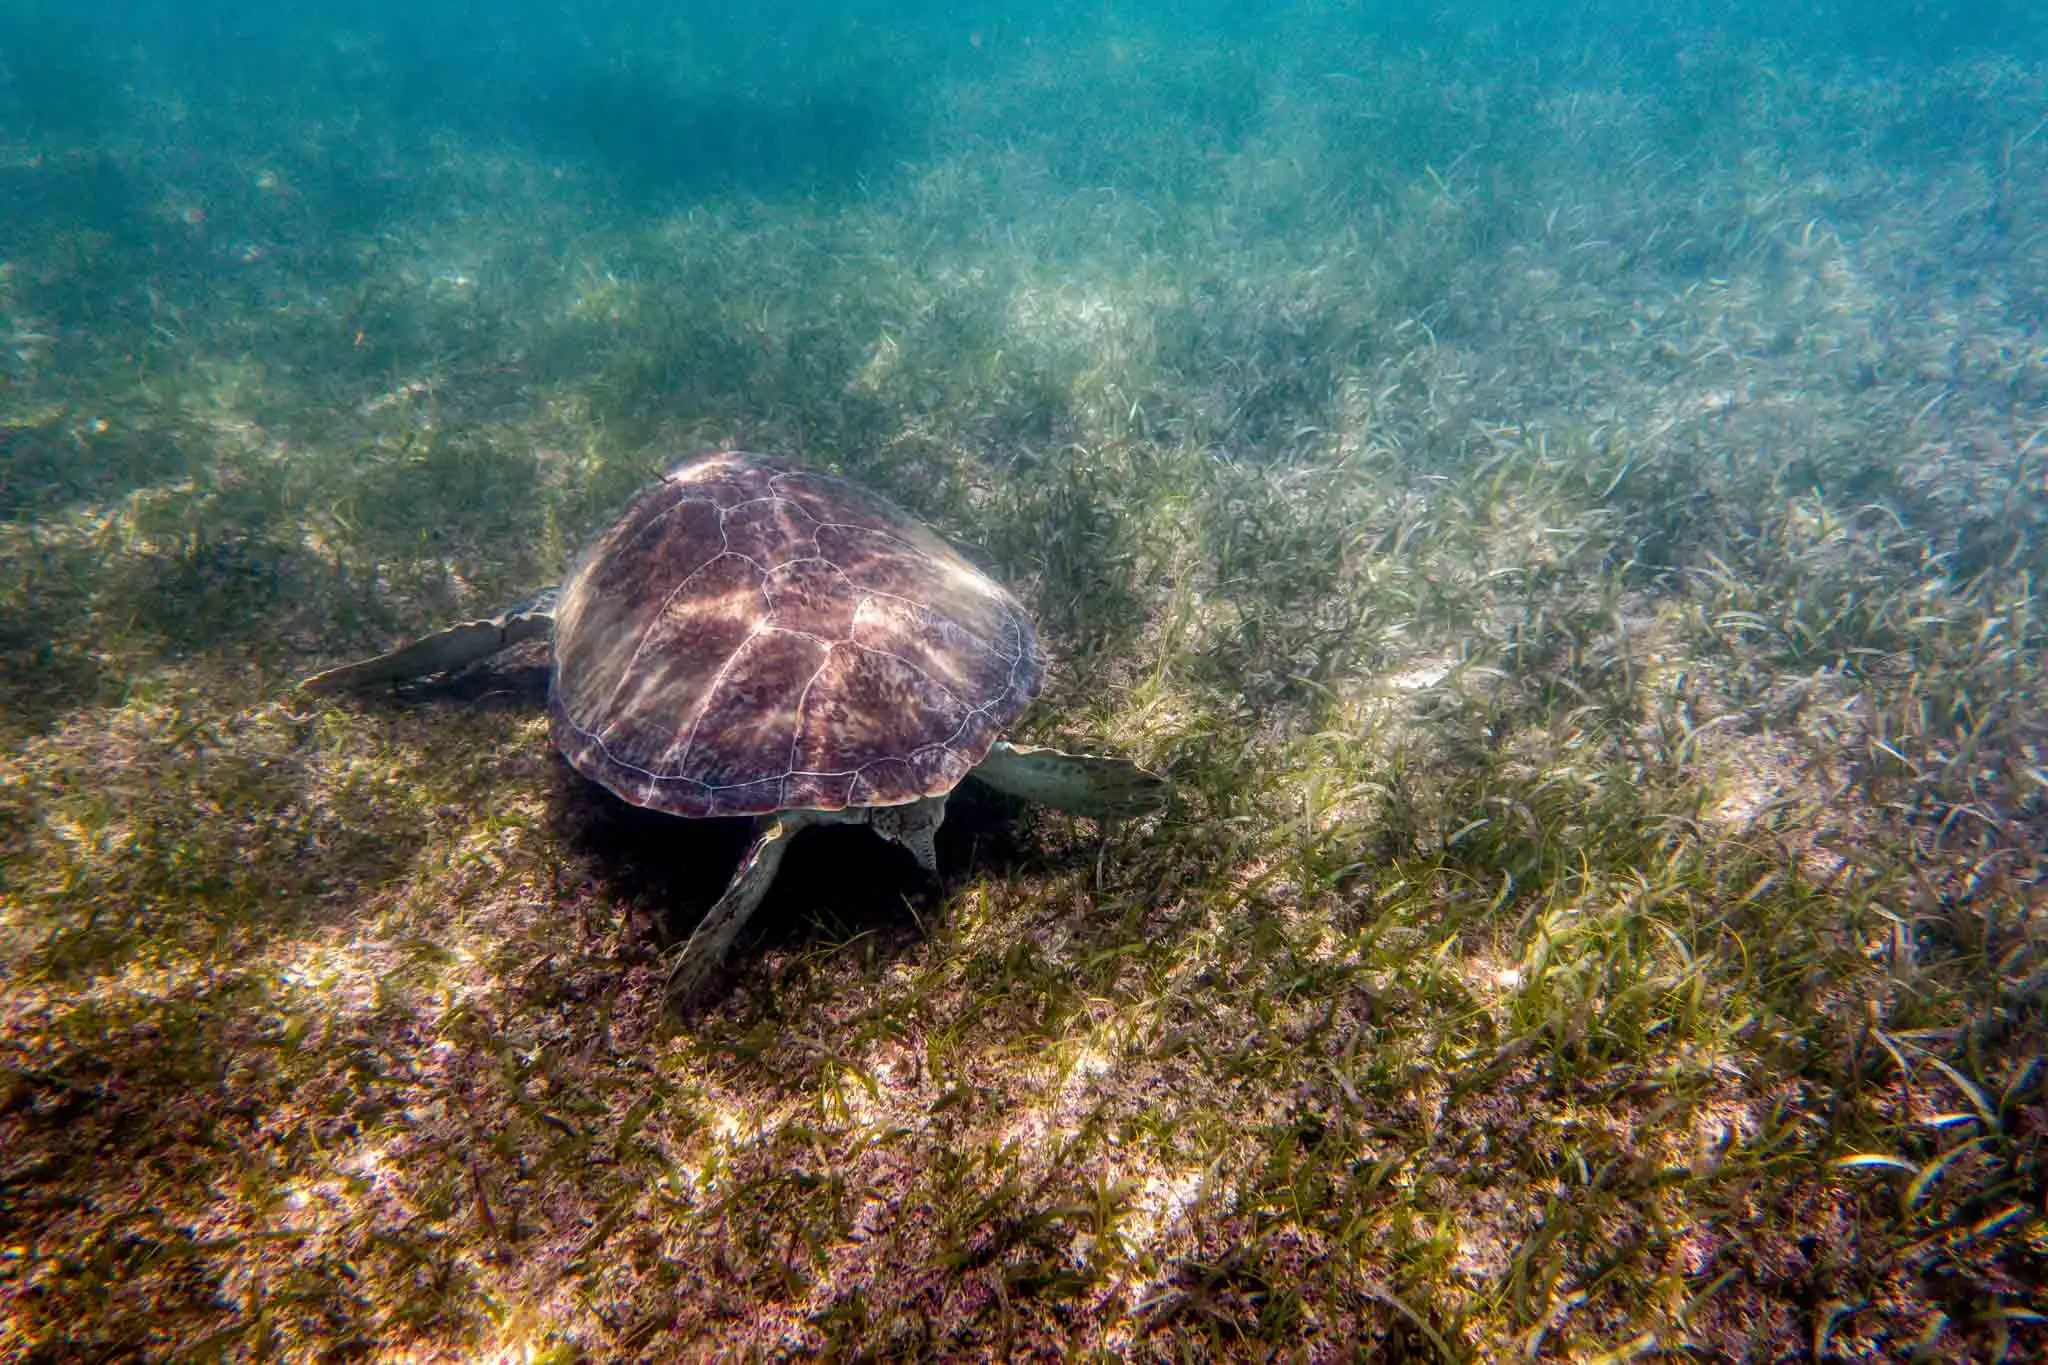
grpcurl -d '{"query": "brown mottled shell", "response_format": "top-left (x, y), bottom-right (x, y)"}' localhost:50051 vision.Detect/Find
top-left (548, 451), bottom-right (1043, 818)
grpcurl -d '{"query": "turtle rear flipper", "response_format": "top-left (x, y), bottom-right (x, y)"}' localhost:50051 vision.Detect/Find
top-left (298, 591), bottom-right (557, 694)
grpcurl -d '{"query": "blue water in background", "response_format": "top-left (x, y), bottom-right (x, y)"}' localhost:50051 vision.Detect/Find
top-left (5, 1), bottom-right (2042, 226)
top-left (2, 0), bottom-right (2045, 535)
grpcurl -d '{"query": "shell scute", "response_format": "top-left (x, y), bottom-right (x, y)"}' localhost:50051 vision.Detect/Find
top-left (679, 628), bottom-right (823, 783)
top-left (718, 494), bottom-right (826, 568)
top-left (761, 558), bottom-right (860, 639)
top-left (792, 644), bottom-right (972, 776)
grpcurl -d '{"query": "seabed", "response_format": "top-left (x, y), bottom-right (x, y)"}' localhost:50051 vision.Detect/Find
top-left (3, 13), bottom-right (2046, 1361)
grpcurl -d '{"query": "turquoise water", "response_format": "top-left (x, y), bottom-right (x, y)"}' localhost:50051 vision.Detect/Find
top-left (5, 2), bottom-right (2047, 1359)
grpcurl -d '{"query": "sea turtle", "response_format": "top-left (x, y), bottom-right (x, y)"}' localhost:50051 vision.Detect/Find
top-left (302, 449), bottom-right (1166, 1004)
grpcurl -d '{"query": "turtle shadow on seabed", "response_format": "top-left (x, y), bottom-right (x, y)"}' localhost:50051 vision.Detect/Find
top-left (344, 660), bottom-right (1059, 995)
top-left (544, 751), bottom-right (1041, 994)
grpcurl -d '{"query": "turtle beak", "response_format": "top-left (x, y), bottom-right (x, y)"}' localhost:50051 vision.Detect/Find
top-left (871, 793), bottom-right (948, 874)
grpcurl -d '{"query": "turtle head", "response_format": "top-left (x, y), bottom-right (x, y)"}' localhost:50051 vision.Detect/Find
top-left (868, 794), bottom-right (949, 873)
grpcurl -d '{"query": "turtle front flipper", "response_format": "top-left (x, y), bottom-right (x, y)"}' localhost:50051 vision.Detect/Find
top-left (969, 741), bottom-right (1169, 818)
top-left (298, 590), bottom-right (558, 694)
